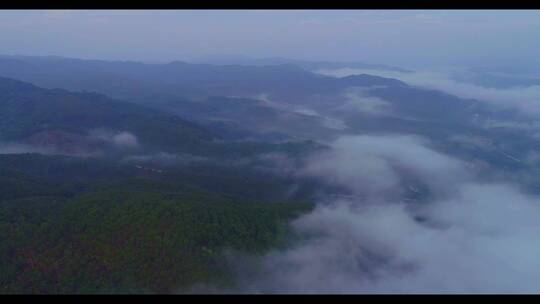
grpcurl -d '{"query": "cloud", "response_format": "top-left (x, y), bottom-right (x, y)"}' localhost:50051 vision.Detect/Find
top-left (300, 135), bottom-right (468, 199)
top-left (0, 142), bottom-right (58, 155)
top-left (237, 134), bottom-right (540, 293)
top-left (252, 93), bottom-right (349, 132)
top-left (111, 131), bottom-right (139, 148)
top-left (0, 130), bottom-right (140, 157)
top-left (292, 108), bottom-right (319, 117)
top-left (0, 140), bottom-right (99, 157)
top-left (316, 68), bottom-right (540, 119)
top-left (88, 129), bottom-right (139, 149)
top-left (340, 87), bottom-right (392, 116)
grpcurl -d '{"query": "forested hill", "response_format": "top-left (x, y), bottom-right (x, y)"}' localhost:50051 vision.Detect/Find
top-left (0, 76), bottom-right (216, 152)
top-left (0, 150), bottom-right (319, 293)
top-left (0, 189), bottom-right (313, 293)
top-left (0, 55), bottom-right (405, 101)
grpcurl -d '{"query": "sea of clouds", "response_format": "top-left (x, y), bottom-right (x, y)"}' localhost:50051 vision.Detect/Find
top-left (234, 134), bottom-right (540, 293)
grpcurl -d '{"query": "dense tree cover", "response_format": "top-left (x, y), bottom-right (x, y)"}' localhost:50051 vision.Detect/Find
top-left (0, 151), bottom-right (327, 202)
top-left (0, 191), bottom-right (312, 294)
top-left (0, 77), bottom-right (213, 144)
top-left (0, 153), bottom-right (316, 294)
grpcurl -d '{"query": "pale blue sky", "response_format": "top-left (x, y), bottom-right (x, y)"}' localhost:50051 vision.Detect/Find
top-left (1, 10), bottom-right (539, 68)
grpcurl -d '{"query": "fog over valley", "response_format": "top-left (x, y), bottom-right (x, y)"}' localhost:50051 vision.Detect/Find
top-left (1, 10), bottom-right (540, 294)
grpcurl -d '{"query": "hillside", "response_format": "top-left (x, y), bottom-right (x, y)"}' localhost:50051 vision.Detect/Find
top-left (0, 190), bottom-right (313, 293)
top-left (0, 76), bottom-right (216, 154)
top-left (0, 151), bottom-right (319, 293)
top-left (0, 55), bottom-right (405, 101)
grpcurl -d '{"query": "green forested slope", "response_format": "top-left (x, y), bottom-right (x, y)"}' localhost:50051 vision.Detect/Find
top-left (0, 153), bottom-right (315, 294)
top-left (0, 190), bottom-right (312, 294)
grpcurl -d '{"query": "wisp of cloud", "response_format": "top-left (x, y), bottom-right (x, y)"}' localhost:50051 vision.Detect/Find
top-left (235, 134), bottom-right (540, 293)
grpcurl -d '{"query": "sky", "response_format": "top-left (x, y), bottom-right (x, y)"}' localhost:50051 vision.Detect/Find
top-left (1, 10), bottom-right (540, 69)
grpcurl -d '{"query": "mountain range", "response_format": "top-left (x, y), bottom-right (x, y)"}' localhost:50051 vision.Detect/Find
top-left (2, 55), bottom-right (540, 293)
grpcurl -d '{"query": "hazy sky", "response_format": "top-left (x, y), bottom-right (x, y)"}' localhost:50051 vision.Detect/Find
top-left (1, 10), bottom-right (539, 69)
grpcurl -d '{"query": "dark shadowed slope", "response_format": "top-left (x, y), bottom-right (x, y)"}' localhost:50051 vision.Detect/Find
top-left (0, 76), bottom-right (216, 154)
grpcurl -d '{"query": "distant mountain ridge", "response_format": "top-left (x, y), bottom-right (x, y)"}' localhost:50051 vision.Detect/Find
top-left (188, 54), bottom-right (411, 73)
top-left (0, 55), bottom-right (406, 101)
top-left (0, 76), bottom-right (324, 161)
top-left (0, 76), bottom-right (217, 154)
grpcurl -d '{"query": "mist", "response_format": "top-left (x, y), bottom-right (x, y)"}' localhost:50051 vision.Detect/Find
top-left (317, 68), bottom-right (540, 119)
top-left (88, 129), bottom-right (140, 149)
top-left (2, 10), bottom-right (540, 68)
top-left (3, 9), bottom-right (540, 295)
top-left (0, 129), bottom-right (140, 158)
top-left (234, 134), bottom-right (540, 293)
top-left (0, 142), bottom-right (60, 155)
top-left (340, 88), bottom-right (393, 116)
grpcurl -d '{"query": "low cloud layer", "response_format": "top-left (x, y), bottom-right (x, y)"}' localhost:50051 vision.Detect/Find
top-left (0, 129), bottom-right (140, 157)
top-left (253, 93), bottom-right (349, 132)
top-left (237, 134), bottom-right (540, 293)
top-left (317, 68), bottom-right (540, 119)
top-left (0, 142), bottom-right (59, 155)
top-left (300, 135), bottom-right (469, 199)
top-left (340, 87), bottom-right (392, 116)
top-left (88, 129), bottom-right (139, 149)
top-left (0, 141), bottom-right (98, 157)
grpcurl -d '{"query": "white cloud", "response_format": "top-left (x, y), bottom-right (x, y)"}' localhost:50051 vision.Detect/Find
top-left (317, 68), bottom-right (540, 118)
top-left (111, 131), bottom-right (139, 148)
top-left (300, 135), bottom-right (468, 198)
top-left (88, 129), bottom-right (139, 149)
top-left (340, 87), bottom-right (392, 116)
top-left (239, 135), bottom-right (540, 293)
top-left (0, 142), bottom-right (58, 155)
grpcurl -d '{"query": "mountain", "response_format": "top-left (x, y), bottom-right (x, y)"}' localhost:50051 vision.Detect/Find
top-left (0, 76), bottom-right (218, 155)
top-left (1, 56), bottom-right (532, 169)
top-left (1, 56), bottom-right (534, 172)
top-left (129, 95), bottom-right (347, 142)
top-left (0, 145), bottom-right (322, 293)
top-left (0, 76), bottom-right (328, 163)
top-left (4, 55), bottom-right (540, 294)
top-left (189, 55), bottom-right (411, 73)
top-left (450, 66), bottom-right (540, 89)
top-left (0, 55), bottom-right (406, 102)
top-left (0, 185), bottom-right (313, 293)
top-left (0, 55), bottom-right (410, 142)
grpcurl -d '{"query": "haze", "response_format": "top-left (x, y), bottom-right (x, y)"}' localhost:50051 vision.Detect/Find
top-left (1, 10), bottom-right (540, 69)
top-left (3, 9), bottom-right (540, 294)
